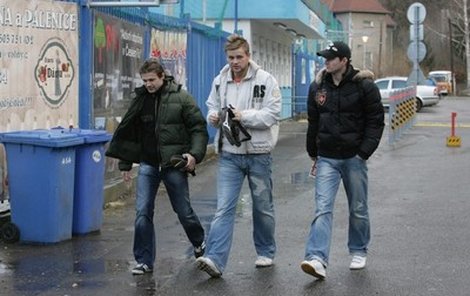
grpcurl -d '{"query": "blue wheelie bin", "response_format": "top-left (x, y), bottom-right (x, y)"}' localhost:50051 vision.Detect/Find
top-left (0, 130), bottom-right (83, 243)
top-left (69, 129), bottom-right (112, 235)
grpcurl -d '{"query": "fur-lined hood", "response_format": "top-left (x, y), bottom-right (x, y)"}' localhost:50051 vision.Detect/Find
top-left (314, 66), bottom-right (375, 84)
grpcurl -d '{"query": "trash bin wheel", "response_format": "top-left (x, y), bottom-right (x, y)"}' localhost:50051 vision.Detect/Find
top-left (1, 222), bottom-right (20, 243)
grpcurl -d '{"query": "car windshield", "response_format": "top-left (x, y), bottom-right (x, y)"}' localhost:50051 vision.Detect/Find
top-left (424, 78), bottom-right (436, 86)
top-left (429, 75), bottom-right (448, 82)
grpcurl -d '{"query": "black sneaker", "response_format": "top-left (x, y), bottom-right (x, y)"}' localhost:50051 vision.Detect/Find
top-left (132, 263), bottom-right (153, 275)
top-left (194, 242), bottom-right (206, 258)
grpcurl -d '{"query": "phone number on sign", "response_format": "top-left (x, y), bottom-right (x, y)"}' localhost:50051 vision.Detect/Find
top-left (0, 34), bottom-right (34, 45)
top-left (0, 97), bottom-right (33, 109)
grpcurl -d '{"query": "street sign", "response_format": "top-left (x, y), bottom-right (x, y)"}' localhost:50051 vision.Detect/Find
top-left (407, 2), bottom-right (426, 24)
top-left (407, 2), bottom-right (427, 84)
top-left (407, 41), bottom-right (427, 62)
top-left (409, 24), bottom-right (424, 41)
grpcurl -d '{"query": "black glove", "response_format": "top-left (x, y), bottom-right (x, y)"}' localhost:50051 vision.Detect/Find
top-left (170, 155), bottom-right (196, 176)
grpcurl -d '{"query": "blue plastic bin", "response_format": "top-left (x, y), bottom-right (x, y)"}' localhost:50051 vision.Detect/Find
top-left (0, 130), bottom-right (83, 243)
top-left (69, 129), bottom-right (111, 235)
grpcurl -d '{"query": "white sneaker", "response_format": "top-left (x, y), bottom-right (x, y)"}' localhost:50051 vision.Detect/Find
top-left (131, 263), bottom-right (153, 275)
top-left (349, 255), bottom-right (367, 270)
top-left (255, 256), bottom-right (273, 268)
top-left (301, 259), bottom-right (326, 279)
top-left (196, 257), bottom-right (222, 278)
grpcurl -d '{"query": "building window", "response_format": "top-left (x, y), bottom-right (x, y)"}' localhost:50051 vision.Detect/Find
top-left (363, 20), bottom-right (374, 28)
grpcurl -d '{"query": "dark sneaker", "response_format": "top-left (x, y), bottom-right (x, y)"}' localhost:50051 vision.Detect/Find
top-left (132, 263), bottom-right (153, 275)
top-left (196, 257), bottom-right (222, 278)
top-left (194, 242), bottom-right (206, 258)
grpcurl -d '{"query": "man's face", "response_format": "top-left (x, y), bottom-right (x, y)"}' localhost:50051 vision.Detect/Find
top-left (226, 47), bottom-right (250, 77)
top-left (324, 56), bottom-right (347, 75)
top-left (141, 72), bottom-right (164, 93)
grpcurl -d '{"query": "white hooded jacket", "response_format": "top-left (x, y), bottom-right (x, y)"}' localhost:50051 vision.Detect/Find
top-left (206, 60), bottom-right (282, 154)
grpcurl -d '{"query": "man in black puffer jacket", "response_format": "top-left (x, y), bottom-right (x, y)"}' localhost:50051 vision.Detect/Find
top-left (106, 59), bottom-right (208, 275)
top-left (301, 42), bottom-right (384, 280)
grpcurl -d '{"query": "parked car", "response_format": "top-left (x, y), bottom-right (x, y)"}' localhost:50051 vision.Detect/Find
top-left (374, 76), bottom-right (440, 112)
top-left (428, 70), bottom-right (453, 95)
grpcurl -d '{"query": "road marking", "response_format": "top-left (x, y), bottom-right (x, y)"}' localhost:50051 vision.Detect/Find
top-left (415, 122), bottom-right (470, 128)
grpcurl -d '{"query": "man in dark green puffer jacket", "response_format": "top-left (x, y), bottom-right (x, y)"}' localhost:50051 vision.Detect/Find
top-left (106, 59), bottom-right (208, 275)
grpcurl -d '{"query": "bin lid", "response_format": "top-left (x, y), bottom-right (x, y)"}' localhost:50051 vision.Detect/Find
top-left (53, 128), bottom-right (112, 144)
top-left (0, 130), bottom-right (84, 147)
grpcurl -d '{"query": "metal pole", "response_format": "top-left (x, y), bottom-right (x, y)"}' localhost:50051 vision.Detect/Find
top-left (234, 0), bottom-right (238, 33)
top-left (363, 43), bottom-right (366, 68)
top-left (87, 0), bottom-right (180, 7)
top-left (88, 2), bottom-right (162, 7)
top-left (202, 0), bottom-right (206, 23)
top-left (180, 0), bottom-right (184, 18)
top-left (79, 0), bottom-right (93, 128)
top-left (378, 21), bottom-right (383, 77)
top-left (415, 6), bottom-right (419, 83)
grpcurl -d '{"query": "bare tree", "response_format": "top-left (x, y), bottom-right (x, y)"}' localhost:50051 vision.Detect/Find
top-left (450, 0), bottom-right (470, 89)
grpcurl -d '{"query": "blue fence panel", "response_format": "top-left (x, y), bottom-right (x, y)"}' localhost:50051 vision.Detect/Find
top-left (187, 25), bottom-right (228, 143)
top-left (280, 87), bottom-right (292, 120)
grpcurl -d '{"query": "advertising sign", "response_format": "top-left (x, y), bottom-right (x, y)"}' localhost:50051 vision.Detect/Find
top-left (150, 28), bottom-right (187, 89)
top-left (0, 0), bottom-right (78, 130)
top-left (0, 0), bottom-right (79, 196)
top-left (93, 12), bottom-right (144, 129)
top-left (92, 12), bottom-right (144, 178)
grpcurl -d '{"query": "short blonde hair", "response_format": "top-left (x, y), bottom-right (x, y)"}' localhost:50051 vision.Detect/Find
top-left (224, 34), bottom-right (250, 54)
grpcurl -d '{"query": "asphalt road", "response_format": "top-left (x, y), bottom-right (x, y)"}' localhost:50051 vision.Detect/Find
top-left (1, 97), bottom-right (469, 296)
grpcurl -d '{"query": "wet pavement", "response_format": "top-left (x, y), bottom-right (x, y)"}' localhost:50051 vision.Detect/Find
top-left (1, 98), bottom-right (470, 295)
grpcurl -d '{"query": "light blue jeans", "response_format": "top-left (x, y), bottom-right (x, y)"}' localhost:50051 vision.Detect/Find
top-left (205, 152), bottom-right (276, 272)
top-left (134, 163), bottom-right (205, 268)
top-left (304, 156), bottom-right (369, 266)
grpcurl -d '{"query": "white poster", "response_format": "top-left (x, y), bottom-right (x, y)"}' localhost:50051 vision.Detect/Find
top-left (0, 0), bottom-right (79, 195)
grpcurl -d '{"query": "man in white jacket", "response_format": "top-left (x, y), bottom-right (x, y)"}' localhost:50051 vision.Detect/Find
top-left (196, 34), bottom-right (282, 278)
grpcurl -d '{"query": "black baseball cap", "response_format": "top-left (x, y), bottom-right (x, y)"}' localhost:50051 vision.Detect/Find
top-left (317, 41), bottom-right (351, 60)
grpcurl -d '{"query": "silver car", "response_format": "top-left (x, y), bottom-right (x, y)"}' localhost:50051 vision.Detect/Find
top-left (374, 76), bottom-right (440, 112)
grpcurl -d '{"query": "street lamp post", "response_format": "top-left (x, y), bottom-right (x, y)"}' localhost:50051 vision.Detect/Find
top-left (362, 35), bottom-right (369, 69)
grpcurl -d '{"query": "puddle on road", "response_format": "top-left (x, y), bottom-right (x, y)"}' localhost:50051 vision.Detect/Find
top-left (290, 171), bottom-right (313, 184)
top-left (74, 258), bottom-right (129, 274)
top-left (0, 262), bottom-right (11, 274)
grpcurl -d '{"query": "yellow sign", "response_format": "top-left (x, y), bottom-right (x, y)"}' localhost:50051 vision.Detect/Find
top-left (446, 136), bottom-right (461, 147)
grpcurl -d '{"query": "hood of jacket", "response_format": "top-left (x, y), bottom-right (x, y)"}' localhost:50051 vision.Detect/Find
top-left (315, 66), bottom-right (375, 85)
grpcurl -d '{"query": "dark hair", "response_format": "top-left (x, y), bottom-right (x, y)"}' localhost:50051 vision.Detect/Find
top-left (139, 58), bottom-right (165, 78)
top-left (224, 34), bottom-right (250, 54)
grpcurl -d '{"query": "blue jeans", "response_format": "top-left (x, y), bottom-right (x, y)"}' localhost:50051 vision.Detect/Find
top-left (134, 163), bottom-right (204, 268)
top-left (205, 152), bottom-right (276, 272)
top-left (304, 156), bottom-right (369, 266)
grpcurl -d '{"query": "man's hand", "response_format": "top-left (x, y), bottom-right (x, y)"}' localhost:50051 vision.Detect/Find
top-left (230, 107), bottom-right (242, 121)
top-left (182, 153), bottom-right (196, 172)
top-left (209, 113), bottom-right (220, 126)
top-left (309, 158), bottom-right (317, 178)
top-left (121, 171), bottom-right (132, 182)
